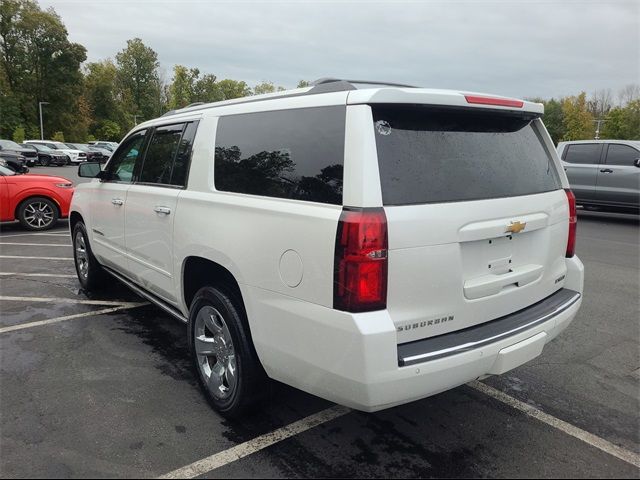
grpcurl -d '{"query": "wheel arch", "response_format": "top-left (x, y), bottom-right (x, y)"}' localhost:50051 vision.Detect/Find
top-left (182, 256), bottom-right (246, 316)
top-left (69, 210), bottom-right (84, 233)
top-left (15, 194), bottom-right (62, 220)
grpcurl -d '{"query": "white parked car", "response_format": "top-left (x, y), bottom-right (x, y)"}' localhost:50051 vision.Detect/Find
top-left (70, 78), bottom-right (584, 417)
top-left (24, 140), bottom-right (87, 164)
top-left (88, 141), bottom-right (119, 152)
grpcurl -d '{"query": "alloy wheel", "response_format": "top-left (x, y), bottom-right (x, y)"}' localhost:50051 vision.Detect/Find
top-left (23, 201), bottom-right (54, 229)
top-left (194, 305), bottom-right (237, 399)
top-left (74, 232), bottom-right (89, 279)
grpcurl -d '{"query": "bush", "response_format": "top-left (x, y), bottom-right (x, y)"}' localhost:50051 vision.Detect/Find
top-left (51, 131), bottom-right (65, 142)
top-left (12, 126), bottom-right (25, 143)
top-left (25, 124), bottom-right (40, 140)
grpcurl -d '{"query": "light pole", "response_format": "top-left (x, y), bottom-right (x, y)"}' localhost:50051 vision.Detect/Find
top-left (593, 119), bottom-right (607, 140)
top-left (39, 102), bottom-right (49, 140)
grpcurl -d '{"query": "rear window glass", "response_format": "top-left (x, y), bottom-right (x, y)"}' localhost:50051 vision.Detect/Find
top-left (214, 106), bottom-right (345, 205)
top-left (605, 144), bottom-right (639, 166)
top-left (564, 144), bottom-right (602, 164)
top-left (373, 106), bottom-right (561, 205)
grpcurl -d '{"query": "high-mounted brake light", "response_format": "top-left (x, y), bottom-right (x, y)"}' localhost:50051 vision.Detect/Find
top-left (565, 189), bottom-right (577, 258)
top-left (334, 208), bottom-right (388, 313)
top-left (464, 95), bottom-right (524, 108)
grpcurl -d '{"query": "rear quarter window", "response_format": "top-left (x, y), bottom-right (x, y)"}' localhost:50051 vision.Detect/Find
top-left (563, 144), bottom-right (602, 164)
top-left (373, 105), bottom-right (561, 205)
top-left (214, 106), bottom-right (346, 205)
top-left (605, 144), bottom-right (639, 166)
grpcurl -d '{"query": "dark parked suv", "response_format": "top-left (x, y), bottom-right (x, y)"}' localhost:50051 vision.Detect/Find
top-left (21, 143), bottom-right (69, 166)
top-left (558, 140), bottom-right (640, 212)
top-left (0, 139), bottom-right (38, 166)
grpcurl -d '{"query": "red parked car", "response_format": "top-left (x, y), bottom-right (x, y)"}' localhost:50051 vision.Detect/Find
top-left (0, 164), bottom-right (74, 230)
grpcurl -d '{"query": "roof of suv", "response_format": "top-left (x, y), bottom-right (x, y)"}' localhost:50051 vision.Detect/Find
top-left (158, 77), bottom-right (543, 120)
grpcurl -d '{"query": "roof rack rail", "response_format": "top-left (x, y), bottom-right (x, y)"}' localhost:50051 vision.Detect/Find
top-left (311, 78), bottom-right (417, 89)
top-left (160, 77), bottom-right (415, 117)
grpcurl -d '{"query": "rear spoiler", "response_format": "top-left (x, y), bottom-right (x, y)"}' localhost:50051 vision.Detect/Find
top-left (347, 88), bottom-right (544, 115)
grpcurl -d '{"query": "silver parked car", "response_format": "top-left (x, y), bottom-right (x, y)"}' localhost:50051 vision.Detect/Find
top-left (558, 140), bottom-right (640, 211)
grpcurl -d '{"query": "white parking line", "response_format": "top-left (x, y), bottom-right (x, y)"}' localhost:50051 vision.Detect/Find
top-left (0, 272), bottom-right (76, 278)
top-left (0, 304), bottom-right (146, 334)
top-left (469, 381), bottom-right (640, 468)
top-left (158, 381), bottom-right (640, 479)
top-left (0, 243), bottom-right (72, 247)
top-left (158, 405), bottom-right (352, 479)
top-left (0, 232), bottom-right (69, 238)
top-left (0, 255), bottom-right (73, 260)
top-left (0, 296), bottom-right (143, 307)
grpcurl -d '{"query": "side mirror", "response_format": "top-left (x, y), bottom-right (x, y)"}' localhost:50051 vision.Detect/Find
top-left (78, 162), bottom-right (103, 178)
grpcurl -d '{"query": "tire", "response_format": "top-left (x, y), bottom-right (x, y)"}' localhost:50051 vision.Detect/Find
top-left (72, 221), bottom-right (106, 290)
top-left (17, 197), bottom-right (59, 231)
top-left (41, 156), bottom-right (50, 167)
top-left (189, 286), bottom-right (269, 417)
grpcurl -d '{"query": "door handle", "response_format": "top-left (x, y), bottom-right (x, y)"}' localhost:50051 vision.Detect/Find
top-left (154, 206), bottom-right (171, 215)
top-left (600, 168), bottom-right (613, 173)
top-left (111, 198), bottom-right (124, 206)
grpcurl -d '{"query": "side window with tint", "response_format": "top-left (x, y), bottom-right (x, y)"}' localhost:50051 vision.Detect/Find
top-left (605, 144), bottom-right (639, 166)
top-left (106, 130), bottom-right (146, 183)
top-left (138, 124), bottom-right (185, 186)
top-left (214, 106), bottom-right (346, 205)
top-left (564, 144), bottom-right (602, 164)
top-left (170, 122), bottom-right (198, 187)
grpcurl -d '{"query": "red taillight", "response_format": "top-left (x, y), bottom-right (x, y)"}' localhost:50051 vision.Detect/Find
top-left (334, 208), bottom-right (388, 312)
top-left (565, 189), bottom-right (577, 257)
top-left (464, 95), bottom-right (524, 108)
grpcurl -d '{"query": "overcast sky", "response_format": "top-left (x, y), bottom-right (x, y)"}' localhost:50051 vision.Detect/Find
top-left (41, 0), bottom-right (639, 100)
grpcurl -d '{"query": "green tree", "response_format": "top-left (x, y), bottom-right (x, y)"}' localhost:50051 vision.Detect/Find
top-left (193, 73), bottom-right (223, 103)
top-left (217, 79), bottom-right (250, 100)
top-left (12, 125), bottom-right (25, 142)
top-left (51, 131), bottom-right (65, 142)
top-left (0, 0), bottom-right (86, 139)
top-left (115, 38), bottom-right (162, 120)
top-left (167, 66), bottom-right (225, 109)
top-left (561, 92), bottom-right (594, 141)
top-left (297, 80), bottom-right (311, 88)
top-left (94, 119), bottom-right (122, 141)
top-left (253, 81), bottom-right (285, 95)
top-left (601, 100), bottom-right (640, 140)
top-left (541, 98), bottom-right (564, 145)
top-left (168, 65), bottom-right (197, 109)
top-left (84, 60), bottom-right (123, 122)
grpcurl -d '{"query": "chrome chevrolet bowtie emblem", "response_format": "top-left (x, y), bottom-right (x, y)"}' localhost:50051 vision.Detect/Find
top-left (506, 221), bottom-right (526, 234)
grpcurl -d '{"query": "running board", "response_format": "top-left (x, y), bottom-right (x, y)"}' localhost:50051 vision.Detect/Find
top-left (104, 267), bottom-right (188, 323)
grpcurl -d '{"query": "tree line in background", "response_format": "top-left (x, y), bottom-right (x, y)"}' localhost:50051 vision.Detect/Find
top-left (0, 0), bottom-right (638, 144)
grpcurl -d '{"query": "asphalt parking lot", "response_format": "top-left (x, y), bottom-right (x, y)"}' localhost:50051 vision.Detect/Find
top-left (1, 169), bottom-right (639, 478)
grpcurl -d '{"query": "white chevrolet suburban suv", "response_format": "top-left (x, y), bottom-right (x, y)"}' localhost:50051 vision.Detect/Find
top-left (70, 78), bottom-right (584, 417)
